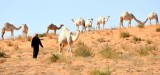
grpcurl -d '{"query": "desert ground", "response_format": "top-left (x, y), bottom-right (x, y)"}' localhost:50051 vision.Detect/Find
top-left (0, 24), bottom-right (160, 75)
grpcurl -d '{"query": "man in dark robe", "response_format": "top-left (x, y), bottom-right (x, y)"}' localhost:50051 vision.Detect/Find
top-left (31, 34), bottom-right (43, 59)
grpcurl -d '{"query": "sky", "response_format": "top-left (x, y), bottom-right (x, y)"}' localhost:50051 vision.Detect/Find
top-left (0, 0), bottom-right (159, 38)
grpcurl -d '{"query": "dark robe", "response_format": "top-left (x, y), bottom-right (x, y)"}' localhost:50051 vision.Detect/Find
top-left (31, 36), bottom-right (43, 59)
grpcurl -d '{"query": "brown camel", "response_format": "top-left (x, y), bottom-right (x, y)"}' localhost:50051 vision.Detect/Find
top-left (46, 24), bottom-right (64, 35)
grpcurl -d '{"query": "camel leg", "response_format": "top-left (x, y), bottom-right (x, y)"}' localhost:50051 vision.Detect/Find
top-left (156, 17), bottom-right (159, 24)
top-left (68, 44), bottom-right (72, 57)
top-left (120, 17), bottom-right (124, 28)
top-left (149, 19), bottom-right (152, 25)
top-left (1, 31), bottom-right (5, 40)
top-left (128, 20), bottom-right (131, 27)
top-left (25, 32), bottom-right (28, 41)
top-left (59, 44), bottom-right (63, 54)
top-left (54, 30), bottom-right (56, 35)
top-left (103, 24), bottom-right (104, 29)
top-left (82, 26), bottom-right (86, 33)
top-left (11, 30), bottom-right (14, 40)
top-left (76, 25), bottom-right (79, 31)
top-left (46, 29), bottom-right (49, 34)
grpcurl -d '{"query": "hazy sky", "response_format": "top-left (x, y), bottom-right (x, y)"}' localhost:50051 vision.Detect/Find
top-left (0, 0), bottom-right (159, 38)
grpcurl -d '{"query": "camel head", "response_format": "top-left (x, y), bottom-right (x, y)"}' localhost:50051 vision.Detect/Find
top-left (105, 16), bottom-right (110, 22)
top-left (60, 24), bottom-right (64, 27)
top-left (142, 18), bottom-right (148, 25)
top-left (71, 19), bottom-right (75, 23)
top-left (71, 30), bottom-right (80, 42)
top-left (91, 18), bottom-right (93, 22)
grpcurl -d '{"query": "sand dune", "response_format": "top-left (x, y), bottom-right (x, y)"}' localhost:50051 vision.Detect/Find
top-left (0, 24), bottom-right (160, 75)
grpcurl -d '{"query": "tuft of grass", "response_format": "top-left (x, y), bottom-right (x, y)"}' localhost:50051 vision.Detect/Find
top-left (90, 67), bottom-right (112, 75)
top-left (0, 51), bottom-right (6, 58)
top-left (6, 41), bottom-right (13, 47)
top-left (14, 44), bottom-right (19, 50)
top-left (16, 35), bottom-right (23, 40)
top-left (50, 54), bottom-right (60, 63)
top-left (137, 24), bottom-right (144, 28)
top-left (27, 36), bottom-right (32, 41)
top-left (77, 40), bottom-right (84, 45)
top-left (75, 42), bottom-right (92, 57)
top-left (39, 33), bottom-right (46, 37)
top-left (120, 31), bottom-right (130, 38)
top-left (136, 45), bottom-right (158, 56)
top-left (156, 27), bottom-right (160, 32)
top-left (99, 44), bottom-right (117, 59)
top-left (146, 40), bottom-right (152, 44)
top-left (132, 36), bottom-right (142, 43)
top-left (97, 37), bottom-right (106, 43)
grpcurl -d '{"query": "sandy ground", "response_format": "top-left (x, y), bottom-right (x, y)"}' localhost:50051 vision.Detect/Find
top-left (0, 24), bottom-right (160, 75)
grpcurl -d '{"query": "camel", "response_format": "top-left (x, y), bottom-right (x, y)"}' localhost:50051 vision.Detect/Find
top-left (71, 17), bottom-right (86, 32)
top-left (46, 24), bottom-right (64, 35)
top-left (58, 27), bottom-right (80, 56)
top-left (85, 18), bottom-right (93, 31)
top-left (1, 22), bottom-right (22, 40)
top-left (120, 11), bottom-right (143, 28)
top-left (96, 16), bottom-right (110, 30)
top-left (21, 24), bottom-right (28, 41)
top-left (147, 12), bottom-right (159, 25)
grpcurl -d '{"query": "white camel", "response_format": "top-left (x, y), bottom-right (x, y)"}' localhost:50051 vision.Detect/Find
top-left (120, 11), bottom-right (143, 28)
top-left (46, 24), bottom-right (64, 35)
top-left (147, 12), bottom-right (159, 25)
top-left (71, 17), bottom-right (86, 32)
top-left (1, 22), bottom-right (22, 40)
top-left (58, 27), bottom-right (80, 56)
top-left (96, 16), bottom-right (110, 30)
top-left (85, 18), bottom-right (93, 31)
top-left (21, 24), bottom-right (28, 41)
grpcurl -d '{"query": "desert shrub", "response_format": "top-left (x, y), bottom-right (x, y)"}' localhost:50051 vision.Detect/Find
top-left (97, 37), bottom-right (105, 43)
top-left (16, 35), bottom-right (23, 40)
top-left (27, 36), bottom-right (32, 41)
top-left (14, 44), bottom-right (19, 50)
top-left (146, 40), bottom-right (152, 44)
top-left (132, 36), bottom-right (142, 43)
top-left (136, 45), bottom-right (158, 56)
top-left (77, 40), bottom-right (84, 45)
top-left (75, 43), bottom-right (92, 57)
top-left (6, 41), bottom-right (13, 47)
top-left (99, 44), bottom-right (117, 59)
top-left (156, 27), bottom-right (160, 32)
top-left (120, 31), bottom-right (130, 38)
top-left (90, 67), bottom-right (111, 75)
top-left (0, 51), bottom-right (6, 58)
top-left (50, 54), bottom-right (60, 62)
top-left (39, 33), bottom-right (46, 37)
top-left (137, 24), bottom-right (144, 28)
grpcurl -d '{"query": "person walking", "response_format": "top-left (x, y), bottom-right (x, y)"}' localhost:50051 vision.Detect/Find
top-left (31, 34), bottom-right (43, 59)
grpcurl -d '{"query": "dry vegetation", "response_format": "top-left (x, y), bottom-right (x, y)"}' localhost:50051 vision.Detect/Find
top-left (0, 25), bottom-right (160, 75)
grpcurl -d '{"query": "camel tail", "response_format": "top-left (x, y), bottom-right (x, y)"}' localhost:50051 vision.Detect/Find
top-left (156, 14), bottom-right (159, 23)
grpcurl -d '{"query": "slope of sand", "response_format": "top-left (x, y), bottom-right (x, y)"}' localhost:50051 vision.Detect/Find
top-left (0, 25), bottom-right (160, 75)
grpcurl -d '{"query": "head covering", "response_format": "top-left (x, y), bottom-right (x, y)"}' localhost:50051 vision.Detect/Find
top-left (34, 33), bottom-right (38, 37)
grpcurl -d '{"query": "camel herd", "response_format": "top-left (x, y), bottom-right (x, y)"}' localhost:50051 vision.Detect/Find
top-left (1, 11), bottom-right (159, 56)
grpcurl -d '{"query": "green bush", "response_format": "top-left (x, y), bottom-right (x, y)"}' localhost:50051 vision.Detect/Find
top-left (0, 51), bottom-right (6, 58)
top-left (156, 27), bottom-right (160, 32)
top-left (39, 33), bottom-right (46, 37)
top-left (50, 54), bottom-right (60, 62)
top-left (137, 24), bottom-right (144, 28)
top-left (132, 36), bottom-right (142, 43)
top-left (120, 31), bottom-right (130, 38)
top-left (99, 44), bottom-right (117, 59)
top-left (136, 45), bottom-right (158, 56)
top-left (75, 44), bottom-right (92, 57)
top-left (90, 67), bottom-right (111, 75)
top-left (97, 37), bottom-right (106, 43)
